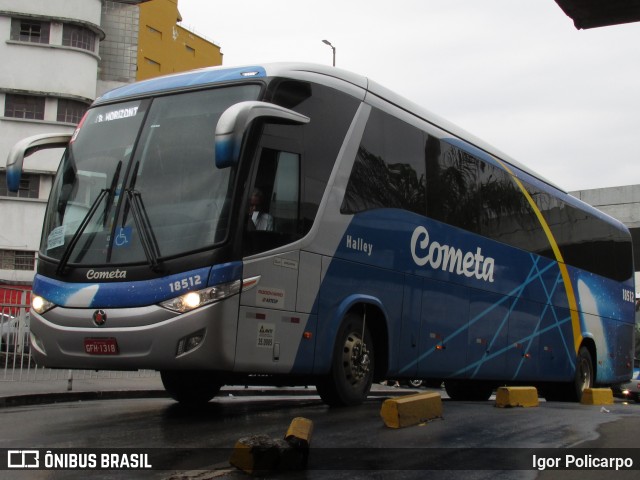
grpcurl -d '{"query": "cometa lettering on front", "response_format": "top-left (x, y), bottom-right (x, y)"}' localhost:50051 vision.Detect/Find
top-left (410, 226), bottom-right (495, 283)
top-left (86, 269), bottom-right (127, 280)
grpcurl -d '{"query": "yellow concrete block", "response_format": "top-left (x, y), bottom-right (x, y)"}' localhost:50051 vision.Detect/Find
top-left (580, 388), bottom-right (614, 405)
top-left (380, 391), bottom-right (443, 428)
top-left (495, 386), bottom-right (539, 408)
top-left (229, 434), bottom-right (280, 474)
top-left (285, 417), bottom-right (313, 448)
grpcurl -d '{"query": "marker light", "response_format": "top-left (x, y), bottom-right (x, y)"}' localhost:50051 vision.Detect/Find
top-left (32, 295), bottom-right (55, 314)
top-left (160, 280), bottom-right (241, 313)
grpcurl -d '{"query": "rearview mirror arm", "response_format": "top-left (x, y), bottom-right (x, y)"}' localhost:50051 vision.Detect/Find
top-left (6, 133), bottom-right (72, 192)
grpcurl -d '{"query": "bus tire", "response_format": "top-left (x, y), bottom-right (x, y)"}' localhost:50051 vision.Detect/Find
top-left (444, 380), bottom-right (493, 401)
top-left (160, 370), bottom-right (222, 404)
top-left (544, 346), bottom-right (594, 402)
top-left (316, 313), bottom-right (374, 407)
top-left (573, 346), bottom-right (595, 399)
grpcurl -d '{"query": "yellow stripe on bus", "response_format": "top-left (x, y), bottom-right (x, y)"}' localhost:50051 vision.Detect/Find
top-left (494, 158), bottom-right (582, 354)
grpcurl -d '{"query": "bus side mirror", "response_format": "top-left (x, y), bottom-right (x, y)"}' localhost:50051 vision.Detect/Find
top-left (214, 101), bottom-right (309, 168)
top-left (6, 133), bottom-right (72, 192)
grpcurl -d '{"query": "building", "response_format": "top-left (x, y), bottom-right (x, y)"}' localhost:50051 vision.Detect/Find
top-left (0, 0), bottom-right (221, 295)
top-left (98, 0), bottom-right (222, 95)
top-left (0, 0), bottom-right (104, 290)
top-left (136, 0), bottom-right (222, 82)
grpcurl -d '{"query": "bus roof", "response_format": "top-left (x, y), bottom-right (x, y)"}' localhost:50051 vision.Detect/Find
top-left (96, 62), bottom-right (560, 190)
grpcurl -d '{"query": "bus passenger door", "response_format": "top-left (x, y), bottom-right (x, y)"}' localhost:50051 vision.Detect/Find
top-left (235, 135), bottom-right (314, 374)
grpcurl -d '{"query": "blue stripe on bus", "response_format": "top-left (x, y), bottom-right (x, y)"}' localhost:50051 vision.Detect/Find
top-left (32, 261), bottom-right (243, 309)
top-left (97, 66), bottom-right (267, 102)
top-left (208, 261), bottom-right (243, 285)
top-left (313, 209), bottom-right (632, 384)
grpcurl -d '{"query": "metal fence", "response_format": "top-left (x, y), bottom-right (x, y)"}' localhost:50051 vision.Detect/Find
top-left (1, 286), bottom-right (157, 384)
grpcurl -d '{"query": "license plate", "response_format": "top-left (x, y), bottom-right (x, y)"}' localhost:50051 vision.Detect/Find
top-left (84, 337), bottom-right (119, 355)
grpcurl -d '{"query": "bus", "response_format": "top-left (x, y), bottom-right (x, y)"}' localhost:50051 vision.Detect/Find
top-left (6, 63), bottom-right (635, 406)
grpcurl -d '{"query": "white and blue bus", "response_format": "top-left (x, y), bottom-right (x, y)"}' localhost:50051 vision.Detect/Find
top-left (6, 63), bottom-right (635, 405)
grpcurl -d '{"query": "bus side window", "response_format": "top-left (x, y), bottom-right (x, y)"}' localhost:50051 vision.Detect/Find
top-left (341, 108), bottom-right (426, 215)
top-left (270, 151), bottom-right (300, 233)
top-left (244, 148), bottom-right (301, 256)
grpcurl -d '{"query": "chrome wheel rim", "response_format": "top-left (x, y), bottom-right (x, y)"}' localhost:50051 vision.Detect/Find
top-left (342, 331), bottom-right (370, 386)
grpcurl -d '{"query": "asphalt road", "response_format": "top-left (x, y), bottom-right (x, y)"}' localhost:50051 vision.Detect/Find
top-left (0, 390), bottom-right (638, 480)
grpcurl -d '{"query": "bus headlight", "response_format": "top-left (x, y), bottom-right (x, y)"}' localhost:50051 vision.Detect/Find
top-left (160, 280), bottom-right (241, 313)
top-left (32, 295), bottom-right (55, 314)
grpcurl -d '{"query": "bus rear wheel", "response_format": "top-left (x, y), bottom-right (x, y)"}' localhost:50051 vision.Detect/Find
top-left (160, 370), bottom-right (222, 404)
top-left (316, 313), bottom-right (374, 407)
top-left (544, 346), bottom-right (594, 402)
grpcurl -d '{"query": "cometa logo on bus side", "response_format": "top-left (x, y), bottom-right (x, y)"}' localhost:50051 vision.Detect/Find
top-left (410, 226), bottom-right (495, 283)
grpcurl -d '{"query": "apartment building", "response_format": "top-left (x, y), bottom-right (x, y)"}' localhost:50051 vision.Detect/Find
top-left (0, 0), bottom-right (221, 293)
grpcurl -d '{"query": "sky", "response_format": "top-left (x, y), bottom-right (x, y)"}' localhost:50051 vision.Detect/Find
top-left (176, 0), bottom-right (640, 192)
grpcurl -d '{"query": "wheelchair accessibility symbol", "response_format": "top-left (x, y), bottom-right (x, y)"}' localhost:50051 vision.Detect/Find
top-left (114, 226), bottom-right (132, 248)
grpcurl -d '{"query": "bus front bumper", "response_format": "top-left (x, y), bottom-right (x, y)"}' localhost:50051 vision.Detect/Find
top-left (28, 298), bottom-right (239, 371)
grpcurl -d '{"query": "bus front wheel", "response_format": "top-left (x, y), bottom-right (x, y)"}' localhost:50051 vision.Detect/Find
top-left (316, 313), bottom-right (375, 407)
top-left (160, 370), bottom-right (222, 404)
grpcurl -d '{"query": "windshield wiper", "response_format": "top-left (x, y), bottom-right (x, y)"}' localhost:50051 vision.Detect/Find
top-left (103, 160), bottom-right (122, 228)
top-left (125, 189), bottom-right (162, 272)
top-left (56, 162), bottom-right (125, 275)
top-left (56, 188), bottom-right (109, 276)
top-left (121, 161), bottom-right (139, 227)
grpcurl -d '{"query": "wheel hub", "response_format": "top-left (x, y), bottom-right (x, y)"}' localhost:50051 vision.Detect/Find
top-left (343, 333), bottom-right (370, 382)
top-left (578, 357), bottom-right (592, 390)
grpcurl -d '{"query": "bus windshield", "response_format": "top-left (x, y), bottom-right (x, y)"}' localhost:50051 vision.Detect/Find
top-left (41, 84), bottom-right (261, 267)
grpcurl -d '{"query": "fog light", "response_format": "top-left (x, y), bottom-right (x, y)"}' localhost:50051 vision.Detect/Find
top-left (176, 329), bottom-right (205, 356)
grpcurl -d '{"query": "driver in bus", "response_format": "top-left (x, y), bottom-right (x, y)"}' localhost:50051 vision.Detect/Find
top-left (247, 188), bottom-right (274, 231)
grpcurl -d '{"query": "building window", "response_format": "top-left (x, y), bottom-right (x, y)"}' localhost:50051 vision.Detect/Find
top-left (186, 45), bottom-right (195, 56)
top-left (0, 250), bottom-right (36, 271)
top-left (10, 18), bottom-right (50, 44)
top-left (4, 94), bottom-right (45, 120)
top-left (62, 24), bottom-right (97, 52)
top-left (57, 99), bottom-right (88, 124)
top-left (145, 57), bottom-right (161, 72)
top-left (0, 172), bottom-right (39, 199)
top-left (147, 25), bottom-right (162, 38)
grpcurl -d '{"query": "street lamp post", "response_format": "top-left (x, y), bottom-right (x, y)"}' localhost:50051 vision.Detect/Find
top-left (322, 39), bottom-right (336, 66)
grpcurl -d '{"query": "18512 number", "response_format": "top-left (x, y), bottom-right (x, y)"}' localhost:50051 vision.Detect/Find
top-left (169, 275), bottom-right (202, 293)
